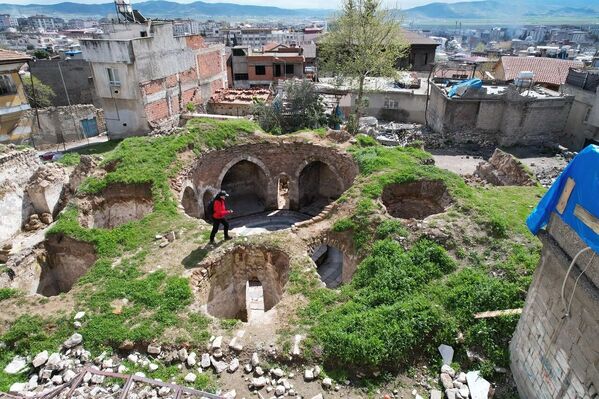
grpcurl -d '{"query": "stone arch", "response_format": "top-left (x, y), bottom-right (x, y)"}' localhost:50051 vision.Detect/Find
top-left (181, 185), bottom-right (201, 218)
top-left (293, 158), bottom-right (345, 213)
top-left (217, 156), bottom-right (275, 217)
top-left (201, 189), bottom-right (216, 221)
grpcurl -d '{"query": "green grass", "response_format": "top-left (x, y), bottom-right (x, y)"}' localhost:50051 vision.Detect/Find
top-left (0, 288), bottom-right (20, 302)
top-left (303, 139), bottom-right (546, 378)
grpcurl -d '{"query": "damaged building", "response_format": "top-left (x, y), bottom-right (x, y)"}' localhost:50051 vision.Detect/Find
top-left (0, 50), bottom-right (32, 144)
top-left (80, 21), bottom-right (227, 138)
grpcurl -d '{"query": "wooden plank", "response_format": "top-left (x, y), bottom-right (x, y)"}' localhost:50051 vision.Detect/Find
top-left (474, 308), bottom-right (523, 319)
top-left (574, 204), bottom-right (599, 235)
top-left (556, 177), bottom-right (576, 214)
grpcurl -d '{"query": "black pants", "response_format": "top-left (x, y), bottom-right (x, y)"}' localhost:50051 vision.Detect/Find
top-left (210, 218), bottom-right (230, 241)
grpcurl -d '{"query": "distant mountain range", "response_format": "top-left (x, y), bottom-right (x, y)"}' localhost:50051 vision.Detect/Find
top-left (0, 0), bottom-right (597, 23)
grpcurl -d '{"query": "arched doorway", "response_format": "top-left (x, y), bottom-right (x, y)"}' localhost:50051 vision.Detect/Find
top-left (298, 161), bottom-right (343, 214)
top-left (221, 160), bottom-right (269, 217)
top-left (277, 174), bottom-right (290, 209)
top-left (202, 190), bottom-right (215, 221)
top-left (182, 186), bottom-right (201, 218)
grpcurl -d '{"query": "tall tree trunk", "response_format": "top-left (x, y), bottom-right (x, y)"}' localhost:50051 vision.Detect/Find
top-left (351, 75), bottom-right (366, 134)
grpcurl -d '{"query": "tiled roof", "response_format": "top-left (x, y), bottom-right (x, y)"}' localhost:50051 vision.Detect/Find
top-left (500, 56), bottom-right (583, 85)
top-left (0, 49), bottom-right (31, 64)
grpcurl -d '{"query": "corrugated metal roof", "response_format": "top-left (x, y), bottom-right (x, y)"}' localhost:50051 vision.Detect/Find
top-left (0, 49), bottom-right (31, 64)
top-left (500, 56), bottom-right (583, 85)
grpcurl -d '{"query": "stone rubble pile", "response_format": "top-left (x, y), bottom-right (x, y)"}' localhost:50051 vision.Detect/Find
top-left (474, 149), bottom-right (536, 187)
top-left (358, 117), bottom-right (424, 147)
top-left (434, 365), bottom-right (493, 399)
top-left (23, 213), bottom-right (53, 231)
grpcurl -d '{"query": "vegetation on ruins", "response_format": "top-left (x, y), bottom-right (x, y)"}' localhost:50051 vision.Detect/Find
top-left (0, 119), bottom-right (544, 396)
top-left (252, 79), bottom-right (326, 134)
top-left (21, 75), bottom-right (55, 108)
top-left (319, 0), bottom-right (408, 132)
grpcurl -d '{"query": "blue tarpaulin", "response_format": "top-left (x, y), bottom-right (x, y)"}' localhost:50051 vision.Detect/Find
top-left (527, 145), bottom-right (599, 253)
top-left (448, 79), bottom-right (483, 98)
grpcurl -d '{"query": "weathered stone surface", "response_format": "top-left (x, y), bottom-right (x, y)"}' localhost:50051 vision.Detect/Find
top-left (200, 353), bottom-right (211, 368)
top-left (475, 149), bottom-right (536, 186)
top-left (445, 388), bottom-right (459, 399)
top-left (251, 352), bottom-right (260, 367)
top-left (63, 333), bottom-right (83, 348)
top-left (466, 371), bottom-right (490, 399)
top-left (4, 356), bottom-right (27, 374)
top-left (9, 382), bottom-right (27, 393)
top-left (184, 373), bottom-right (196, 383)
top-left (32, 351), bottom-right (49, 368)
top-left (441, 364), bottom-right (455, 378)
top-left (322, 377), bottom-right (333, 389)
top-left (228, 358), bottom-right (239, 373)
top-left (440, 373), bottom-right (454, 390)
top-left (147, 344), bottom-right (161, 355)
top-left (430, 389), bottom-right (442, 399)
top-left (251, 376), bottom-right (267, 388)
top-left (304, 368), bottom-right (314, 381)
top-left (25, 163), bottom-right (68, 215)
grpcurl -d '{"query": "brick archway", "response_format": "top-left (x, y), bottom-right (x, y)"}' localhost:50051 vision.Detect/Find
top-left (292, 158), bottom-right (345, 212)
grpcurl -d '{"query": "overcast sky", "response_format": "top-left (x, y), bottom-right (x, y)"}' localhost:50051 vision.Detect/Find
top-left (0, 0), bottom-right (468, 9)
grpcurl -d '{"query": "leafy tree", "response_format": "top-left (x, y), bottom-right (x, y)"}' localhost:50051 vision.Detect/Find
top-left (33, 49), bottom-right (50, 59)
top-left (319, 0), bottom-right (408, 133)
top-left (21, 75), bottom-right (55, 108)
top-left (252, 79), bottom-right (326, 134)
top-left (474, 42), bottom-right (486, 52)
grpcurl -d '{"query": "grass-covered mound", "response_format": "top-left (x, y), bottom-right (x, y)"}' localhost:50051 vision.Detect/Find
top-left (302, 135), bottom-right (544, 380)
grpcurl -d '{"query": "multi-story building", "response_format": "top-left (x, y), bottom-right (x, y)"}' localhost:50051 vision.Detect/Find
top-left (230, 43), bottom-right (305, 89)
top-left (81, 21), bottom-right (227, 138)
top-left (0, 50), bottom-right (32, 143)
top-left (27, 15), bottom-right (59, 31)
top-left (0, 14), bottom-right (18, 31)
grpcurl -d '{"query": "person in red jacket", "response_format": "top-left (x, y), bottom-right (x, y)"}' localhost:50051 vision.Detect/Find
top-left (210, 190), bottom-right (233, 244)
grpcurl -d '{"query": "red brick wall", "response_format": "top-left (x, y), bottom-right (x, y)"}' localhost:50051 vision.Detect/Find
top-left (248, 63), bottom-right (274, 81)
top-left (185, 35), bottom-right (207, 50)
top-left (198, 48), bottom-right (223, 80)
top-left (145, 99), bottom-right (170, 123)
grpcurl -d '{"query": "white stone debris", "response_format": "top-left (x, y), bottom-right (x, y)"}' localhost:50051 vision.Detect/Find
top-left (63, 333), bottom-right (83, 348)
top-left (223, 389), bottom-right (237, 399)
top-left (147, 344), bottom-right (161, 355)
top-left (177, 348), bottom-right (188, 362)
top-left (310, 394), bottom-right (324, 399)
top-left (292, 335), bottom-right (302, 356)
top-left (184, 373), bottom-right (196, 383)
top-left (322, 377), bottom-right (333, 389)
top-left (313, 365), bottom-right (321, 378)
top-left (9, 382), bottom-right (27, 393)
top-left (304, 368), bottom-right (314, 381)
top-left (251, 352), bottom-right (260, 367)
top-left (430, 389), bottom-right (442, 399)
top-left (251, 376), bottom-right (267, 388)
top-left (149, 363), bottom-right (159, 372)
top-left (200, 353), bottom-right (211, 368)
top-left (128, 353), bottom-right (140, 363)
top-left (74, 311), bottom-right (86, 320)
top-left (466, 371), bottom-right (491, 399)
top-left (4, 356), bottom-right (28, 375)
top-left (441, 364), bottom-right (456, 378)
top-left (187, 352), bottom-right (197, 367)
top-left (32, 351), bottom-right (49, 368)
top-left (228, 358), bottom-right (239, 373)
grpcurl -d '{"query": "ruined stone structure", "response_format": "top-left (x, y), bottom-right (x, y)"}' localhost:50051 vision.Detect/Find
top-left (511, 214), bottom-right (599, 398)
top-left (427, 82), bottom-right (574, 147)
top-left (382, 180), bottom-right (453, 219)
top-left (183, 140), bottom-right (358, 219)
top-left (0, 149), bottom-right (42, 242)
top-left (475, 148), bottom-right (536, 186)
top-left (81, 22), bottom-right (227, 138)
top-left (24, 105), bottom-right (106, 147)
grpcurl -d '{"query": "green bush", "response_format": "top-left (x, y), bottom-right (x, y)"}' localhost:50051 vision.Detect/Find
top-left (0, 288), bottom-right (19, 302)
top-left (332, 217), bottom-right (356, 232)
top-left (375, 220), bottom-right (408, 239)
top-left (58, 152), bottom-right (81, 166)
top-left (355, 134), bottom-right (378, 147)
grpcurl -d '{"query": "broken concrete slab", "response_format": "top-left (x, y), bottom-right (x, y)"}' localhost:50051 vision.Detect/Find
top-left (466, 370), bottom-right (491, 399)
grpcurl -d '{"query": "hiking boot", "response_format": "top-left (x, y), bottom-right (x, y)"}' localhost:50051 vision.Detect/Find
top-left (224, 236), bottom-right (233, 241)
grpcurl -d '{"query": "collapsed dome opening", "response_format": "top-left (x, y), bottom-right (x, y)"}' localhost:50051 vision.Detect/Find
top-left (382, 180), bottom-right (453, 220)
top-left (221, 160), bottom-right (269, 218)
top-left (82, 183), bottom-right (153, 229)
top-left (37, 234), bottom-right (97, 297)
top-left (206, 246), bottom-right (290, 322)
top-left (311, 244), bottom-right (344, 289)
top-left (298, 161), bottom-right (343, 215)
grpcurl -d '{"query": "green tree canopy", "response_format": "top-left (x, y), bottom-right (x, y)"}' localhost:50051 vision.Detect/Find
top-left (21, 75), bottom-right (55, 108)
top-left (319, 0), bottom-right (408, 132)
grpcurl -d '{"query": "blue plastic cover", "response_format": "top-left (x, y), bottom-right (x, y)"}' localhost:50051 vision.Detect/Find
top-left (447, 79), bottom-right (483, 98)
top-left (527, 145), bottom-right (599, 252)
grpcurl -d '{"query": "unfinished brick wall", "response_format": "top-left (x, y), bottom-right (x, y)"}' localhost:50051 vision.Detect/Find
top-left (510, 213), bottom-right (599, 399)
top-left (198, 49), bottom-right (223, 81)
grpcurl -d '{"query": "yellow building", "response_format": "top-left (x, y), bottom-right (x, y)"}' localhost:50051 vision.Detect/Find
top-left (0, 49), bottom-right (32, 143)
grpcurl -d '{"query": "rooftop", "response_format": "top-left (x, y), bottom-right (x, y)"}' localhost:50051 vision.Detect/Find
top-left (500, 56), bottom-right (584, 86)
top-left (401, 30), bottom-right (440, 47)
top-left (0, 49), bottom-right (31, 65)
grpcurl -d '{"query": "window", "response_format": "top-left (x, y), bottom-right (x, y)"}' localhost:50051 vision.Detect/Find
top-left (255, 65), bottom-right (266, 75)
top-left (285, 64), bottom-right (294, 75)
top-left (584, 108), bottom-right (591, 123)
top-left (383, 97), bottom-right (399, 109)
top-left (234, 73), bottom-right (249, 81)
top-left (0, 74), bottom-right (17, 96)
top-left (107, 68), bottom-right (120, 86)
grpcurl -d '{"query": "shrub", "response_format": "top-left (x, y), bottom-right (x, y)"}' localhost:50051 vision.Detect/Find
top-left (0, 288), bottom-right (20, 302)
top-left (375, 220), bottom-right (408, 239)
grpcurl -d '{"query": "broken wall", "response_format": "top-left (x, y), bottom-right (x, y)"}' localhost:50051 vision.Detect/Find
top-left (511, 214), bottom-right (599, 398)
top-left (26, 105), bottom-right (106, 147)
top-left (30, 60), bottom-right (97, 106)
top-left (426, 83), bottom-right (574, 147)
top-left (0, 149), bottom-right (41, 243)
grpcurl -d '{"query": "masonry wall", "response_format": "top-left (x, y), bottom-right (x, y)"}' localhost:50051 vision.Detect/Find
top-left (186, 140), bottom-right (358, 218)
top-left (510, 214), bottom-right (599, 399)
top-left (0, 149), bottom-right (41, 243)
top-left (561, 84), bottom-right (599, 149)
top-left (30, 60), bottom-right (96, 106)
top-left (426, 83), bottom-right (574, 146)
top-left (363, 91), bottom-right (427, 123)
top-left (27, 105), bottom-right (105, 146)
